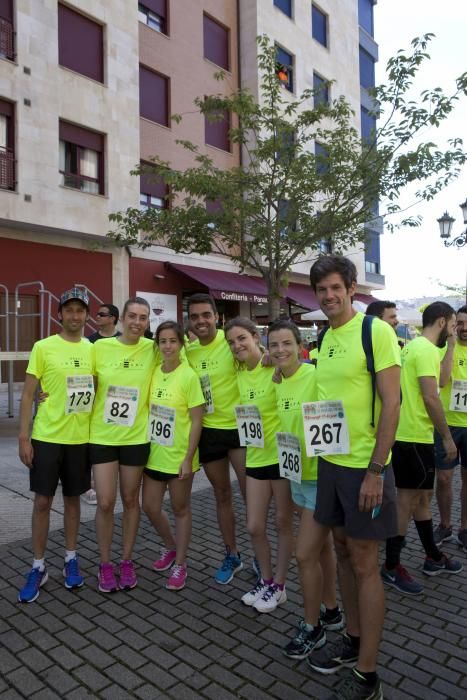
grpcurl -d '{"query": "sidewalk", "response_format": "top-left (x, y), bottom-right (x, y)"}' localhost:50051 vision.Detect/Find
top-left (1, 397), bottom-right (467, 698)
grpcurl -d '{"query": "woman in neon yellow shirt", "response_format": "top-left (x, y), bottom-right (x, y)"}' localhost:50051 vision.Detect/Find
top-left (90, 297), bottom-right (156, 594)
top-left (268, 319), bottom-right (343, 658)
top-left (224, 318), bottom-right (293, 614)
top-left (142, 321), bottom-right (204, 591)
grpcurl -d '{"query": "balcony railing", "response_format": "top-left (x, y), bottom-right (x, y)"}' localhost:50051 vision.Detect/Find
top-left (0, 146), bottom-right (15, 190)
top-left (0, 17), bottom-right (14, 61)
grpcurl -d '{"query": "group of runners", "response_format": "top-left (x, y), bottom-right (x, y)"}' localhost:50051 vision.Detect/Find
top-left (16, 254), bottom-right (467, 700)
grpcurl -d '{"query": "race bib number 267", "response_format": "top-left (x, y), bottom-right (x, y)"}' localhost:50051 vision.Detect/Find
top-left (302, 400), bottom-right (350, 457)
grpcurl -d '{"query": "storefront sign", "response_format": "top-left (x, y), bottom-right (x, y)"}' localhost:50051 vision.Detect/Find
top-left (213, 290), bottom-right (268, 304)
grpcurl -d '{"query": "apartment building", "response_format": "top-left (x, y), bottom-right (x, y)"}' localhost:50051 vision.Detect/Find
top-left (0, 0), bottom-right (383, 360)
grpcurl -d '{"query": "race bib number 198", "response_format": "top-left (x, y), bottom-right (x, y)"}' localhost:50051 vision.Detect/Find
top-left (449, 380), bottom-right (467, 413)
top-left (302, 400), bottom-right (350, 457)
top-left (104, 386), bottom-right (139, 427)
top-left (65, 375), bottom-right (94, 414)
top-left (277, 432), bottom-right (302, 483)
top-left (235, 405), bottom-right (264, 448)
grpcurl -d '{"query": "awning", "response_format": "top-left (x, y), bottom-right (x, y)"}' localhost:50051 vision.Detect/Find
top-left (354, 292), bottom-right (378, 305)
top-left (166, 262), bottom-right (269, 304)
top-left (285, 282), bottom-right (319, 311)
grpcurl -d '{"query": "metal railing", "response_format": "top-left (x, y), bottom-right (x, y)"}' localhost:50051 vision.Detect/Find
top-left (0, 17), bottom-right (14, 61)
top-left (0, 145), bottom-right (15, 190)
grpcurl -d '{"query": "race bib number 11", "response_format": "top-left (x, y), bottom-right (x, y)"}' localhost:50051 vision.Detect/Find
top-left (277, 432), bottom-right (302, 484)
top-left (104, 386), bottom-right (139, 427)
top-left (449, 380), bottom-right (467, 413)
top-left (302, 400), bottom-right (350, 457)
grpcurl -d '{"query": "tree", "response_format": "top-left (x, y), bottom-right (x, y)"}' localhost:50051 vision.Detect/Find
top-left (109, 35), bottom-right (467, 319)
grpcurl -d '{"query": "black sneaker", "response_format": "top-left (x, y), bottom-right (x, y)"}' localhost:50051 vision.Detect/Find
top-left (320, 604), bottom-right (345, 631)
top-left (308, 633), bottom-right (358, 675)
top-left (283, 619), bottom-right (326, 660)
top-left (325, 669), bottom-right (383, 699)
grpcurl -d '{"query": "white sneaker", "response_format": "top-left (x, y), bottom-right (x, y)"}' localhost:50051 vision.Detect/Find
top-left (82, 489), bottom-right (97, 505)
top-left (241, 580), bottom-right (268, 606)
top-left (254, 584), bottom-right (287, 613)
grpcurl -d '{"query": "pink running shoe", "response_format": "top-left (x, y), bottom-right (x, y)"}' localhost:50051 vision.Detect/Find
top-left (119, 560), bottom-right (137, 590)
top-left (166, 564), bottom-right (187, 591)
top-left (98, 563), bottom-right (118, 593)
top-left (153, 548), bottom-right (176, 572)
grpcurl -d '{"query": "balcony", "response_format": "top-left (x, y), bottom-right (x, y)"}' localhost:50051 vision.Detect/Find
top-left (0, 146), bottom-right (15, 190)
top-left (0, 17), bottom-right (14, 61)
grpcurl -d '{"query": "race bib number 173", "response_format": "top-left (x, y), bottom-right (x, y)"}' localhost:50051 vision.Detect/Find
top-left (65, 375), bottom-right (94, 414)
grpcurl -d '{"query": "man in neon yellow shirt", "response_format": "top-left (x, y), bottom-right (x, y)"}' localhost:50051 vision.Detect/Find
top-left (434, 304), bottom-right (467, 549)
top-left (306, 256), bottom-right (400, 700)
top-left (17, 288), bottom-right (93, 603)
top-left (185, 293), bottom-right (246, 584)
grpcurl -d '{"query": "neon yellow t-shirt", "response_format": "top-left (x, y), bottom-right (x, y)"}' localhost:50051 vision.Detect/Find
top-left (317, 312), bottom-right (401, 467)
top-left (146, 362), bottom-right (205, 474)
top-left (274, 363), bottom-right (318, 481)
top-left (396, 336), bottom-right (440, 444)
top-left (236, 363), bottom-right (281, 468)
top-left (27, 335), bottom-right (94, 444)
top-left (186, 329), bottom-right (239, 429)
top-left (90, 337), bottom-right (156, 445)
top-left (440, 342), bottom-right (467, 427)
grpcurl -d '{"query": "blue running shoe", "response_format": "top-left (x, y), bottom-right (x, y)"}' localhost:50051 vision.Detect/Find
top-left (215, 549), bottom-right (243, 585)
top-left (63, 556), bottom-right (84, 590)
top-left (18, 567), bottom-right (48, 603)
top-left (423, 554), bottom-right (463, 576)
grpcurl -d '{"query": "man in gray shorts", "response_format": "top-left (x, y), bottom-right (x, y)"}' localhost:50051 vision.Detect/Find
top-left (306, 256), bottom-right (401, 700)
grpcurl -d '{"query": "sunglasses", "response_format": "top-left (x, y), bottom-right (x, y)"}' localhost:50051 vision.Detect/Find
top-left (96, 312), bottom-right (112, 318)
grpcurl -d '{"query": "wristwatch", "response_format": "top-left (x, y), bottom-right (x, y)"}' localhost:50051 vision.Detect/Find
top-left (367, 461), bottom-right (385, 476)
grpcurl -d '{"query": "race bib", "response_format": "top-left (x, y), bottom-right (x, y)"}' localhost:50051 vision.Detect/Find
top-left (200, 374), bottom-right (214, 414)
top-left (302, 400), bottom-right (350, 457)
top-left (148, 403), bottom-right (176, 446)
top-left (65, 375), bottom-right (94, 414)
top-left (235, 405), bottom-right (264, 448)
top-left (277, 432), bottom-right (302, 483)
top-left (449, 380), bottom-right (467, 413)
top-left (104, 386), bottom-right (139, 427)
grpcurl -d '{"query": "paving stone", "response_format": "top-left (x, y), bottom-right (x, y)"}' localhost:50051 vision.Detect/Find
top-left (17, 646), bottom-right (53, 673)
top-left (103, 662), bottom-right (145, 690)
top-left (233, 660), bottom-right (275, 689)
top-left (73, 663), bottom-right (112, 692)
top-left (5, 666), bottom-right (45, 695)
top-left (40, 665), bottom-right (80, 694)
top-left (48, 645), bottom-right (83, 670)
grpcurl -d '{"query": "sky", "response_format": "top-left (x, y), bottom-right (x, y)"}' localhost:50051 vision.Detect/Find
top-left (372, 0), bottom-right (467, 301)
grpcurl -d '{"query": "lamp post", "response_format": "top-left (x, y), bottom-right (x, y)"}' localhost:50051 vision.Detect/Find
top-left (437, 198), bottom-right (467, 305)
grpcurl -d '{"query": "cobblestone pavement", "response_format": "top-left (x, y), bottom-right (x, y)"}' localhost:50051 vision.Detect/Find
top-left (1, 392), bottom-right (467, 698)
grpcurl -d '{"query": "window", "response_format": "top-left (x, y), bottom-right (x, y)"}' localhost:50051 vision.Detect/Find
top-left (365, 260), bottom-right (379, 274)
top-left (275, 126), bottom-right (295, 165)
top-left (359, 47), bottom-right (375, 89)
top-left (319, 239), bottom-right (332, 254)
top-left (312, 4), bottom-right (327, 47)
top-left (203, 14), bottom-right (229, 70)
top-left (315, 142), bottom-right (329, 175)
top-left (361, 106), bottom-right (376, 143)
top-left (140, 165), bottom-right (168, 210)
top-left (0, 97), bottom-right (14, 190)
top-left (278, 199), bottom-right (296, 235)
top-left (139, 65), bottom-right (169, 126)
top-left (313, 72), bottom-right (329, 107)
top-left (365, 231), bottom-right (380, 273)
top-left (205, 109), bottom-right (230, 151)
top-left (58, 4), bottom-right (103, 83)
top-left (138, 1), bottom-right (167, 34)
top-left (358, 0), bottom-right (374, 36)
top-left (274, 0), bottom-right (292, 18)
top-left (0, 0), bottom-right (14, 60)
top-left (275, 45), bottom-right (294, 92)
top-left (59, 121), bottom-right (104, 194)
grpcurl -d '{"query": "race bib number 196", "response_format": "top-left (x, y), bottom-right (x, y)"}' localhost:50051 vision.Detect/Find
top-left (235, 405), bottom-right (264, 448)
top-left (302, 400), bottom-right (350, 457)
top-left (277, 432), bottom-right (302, 483)
top-left (148, 404), bottom-right (176, 446)
top-left (104, 386), bottom-right (139, 427)
top-left (449, 380), bottom-right (467, 413)
top-left (65, 375), bottom-right (94, 414)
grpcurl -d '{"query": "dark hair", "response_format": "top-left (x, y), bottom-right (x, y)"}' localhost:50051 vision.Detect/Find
top-left (186, 293), bottom-right (217, 314)
top-left (122, 296), bottom-right (150, 318)
top-left (155, 320), bottom-right (185, 346)
top-left (457, 305), bottom-right (467, 315)
top-left (365, 300), bottom-right (396, 318)
top-left (267, 319), bottom-right (302, 346)
top-left (422, 301), bottom-right (455, 328)
top-left (100, 303), bottom-right (119, 326)
top-left (224, 317), bottom-right (260, 339)
top-left (309, 255), bottom-right (357, 291)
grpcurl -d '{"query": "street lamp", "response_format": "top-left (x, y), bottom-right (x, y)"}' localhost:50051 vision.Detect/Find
top-left (437, 198), bottom-right (467, 303)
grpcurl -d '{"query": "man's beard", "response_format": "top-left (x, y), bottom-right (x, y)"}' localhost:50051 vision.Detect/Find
top-left (437, 328), bottom-right (449, 348)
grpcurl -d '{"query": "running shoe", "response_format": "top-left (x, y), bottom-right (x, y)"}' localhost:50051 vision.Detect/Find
top-left (422, 554), bottom-right (463, 576)
top-left (98, 563), bottom-right (118, 593)
top-left (82, 489), bottom-right (97, 505)
top-left (119, 560), bottom-right (137, 589)
top-left (283, 620), bottom-right (326, 659)
top-left (153, 548), bottom-right (176, 572)
top-left (166, 564), bottom-right (187, 591)
top-left (457, 529), bottom-right (467, 553)
top-left (253, 583), bottom-right (286, 613)
top-left (18, 567), bottom-right (48, 603)
top-left (308, 633), bottom-right (358, 675)
top-left (324, 669), bottom-right (383, 699)
top-left (214, 550), bottom-right (243, 585)
top-left (241, 579), bottom-right (268, 606)
top-left (433, 523), bottom-right (454, 545)
top-left (319, 604), bottom-right (345, 631)
top-left (63, 556), bottom-right (84, 590)
top-left (380, 563), bottom-right (423, 595)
